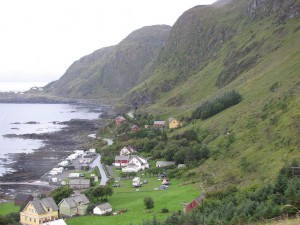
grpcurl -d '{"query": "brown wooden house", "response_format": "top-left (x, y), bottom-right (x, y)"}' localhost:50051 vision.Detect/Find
top-left (14, 193), bottom-right (34, 206)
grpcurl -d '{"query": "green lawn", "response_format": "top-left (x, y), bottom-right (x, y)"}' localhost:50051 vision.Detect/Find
top-left (66, 176), bottom-right (200, 225)
top-left (0, 202), bottom-right (20, 215)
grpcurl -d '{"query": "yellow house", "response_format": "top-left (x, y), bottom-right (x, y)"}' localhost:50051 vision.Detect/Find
top-left (168, 118), bottom-right (180, 129)
top-left (20, 197), bottom-right (59, 225)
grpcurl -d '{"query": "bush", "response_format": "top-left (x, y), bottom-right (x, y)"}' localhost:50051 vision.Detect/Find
top-left (161, 208), bottom-right (169, 213)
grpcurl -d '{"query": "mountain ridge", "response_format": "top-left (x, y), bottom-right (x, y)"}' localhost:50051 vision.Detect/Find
top-left (46, 25), bottom-right (171, 99)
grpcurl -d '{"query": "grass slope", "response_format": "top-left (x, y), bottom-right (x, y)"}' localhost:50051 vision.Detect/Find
top-left (125, 1), bottom-right (300, 188)
top-left (66, 177), bottom-right (199, 225)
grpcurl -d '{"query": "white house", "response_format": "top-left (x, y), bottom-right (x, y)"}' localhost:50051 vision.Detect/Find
top-left (120, 145), bottom-right (137, 156)
top-left (93, 203), bottom-right (113, 215)
top-left (122, 155), bottom-right (149, 172)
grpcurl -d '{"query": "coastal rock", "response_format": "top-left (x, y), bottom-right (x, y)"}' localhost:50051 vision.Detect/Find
top-left (24, 121), bottom-right (40, 124)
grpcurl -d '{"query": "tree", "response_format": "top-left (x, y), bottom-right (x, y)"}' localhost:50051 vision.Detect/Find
top-left (144, 196), bottom-right (154, 211)
top-left (51, 187), bottom-right (73, 204)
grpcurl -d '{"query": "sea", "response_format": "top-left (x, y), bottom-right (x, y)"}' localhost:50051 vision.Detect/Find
top-left (0, 103), bottom-right (100, 176)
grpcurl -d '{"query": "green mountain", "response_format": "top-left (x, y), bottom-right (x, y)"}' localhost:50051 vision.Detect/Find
top-left (123, 0), bottom-right (300, 186)
top-left (46, 25), bottom-right (171, 99)
top-left (46, 0), bottom-right (300, 186)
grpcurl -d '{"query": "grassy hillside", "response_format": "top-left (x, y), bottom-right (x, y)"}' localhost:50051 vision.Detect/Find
top-left (121, 0), bottom-right (300, 187)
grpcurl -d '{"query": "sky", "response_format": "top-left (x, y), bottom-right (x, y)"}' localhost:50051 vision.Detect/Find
top-left (0, 0), bottom-right (217, 92)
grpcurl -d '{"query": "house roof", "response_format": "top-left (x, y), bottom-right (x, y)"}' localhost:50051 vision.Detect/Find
top-left (30, 197), bottom-right (58, 215)
top-left (115, 155), bottom-right (130, 161)
top-left (156, 161), bottom-right (175, 167)
top-left (168, 117), bottom-right (177, 122)
top-left (154, 121), bottom-right (165, 125)
top-left (116, 116), bottom-right (126, 121)
top-left (130, 155), bottom-right (147, 164)
top-left (121, 145), bottom-right (137, 154)
top-left (194, 194), bottom-right (205, 204)
top-left (64, 198), bottom-right (77, 208)
top-left (14, 193), bottom-right (33, 202)
top-left (95, 203), bottom-right (112, 211)
top-left (73, 193), bottom-right (90, 205)
top-left (130, 125), bottom-right (139, 129)
top-left (60, 194), bottom-right (90, 208)
top-left (69, 178), bottom-right (90, 185)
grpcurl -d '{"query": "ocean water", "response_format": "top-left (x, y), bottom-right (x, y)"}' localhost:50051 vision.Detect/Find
top-left (0, 104), bottom-right (100, 176)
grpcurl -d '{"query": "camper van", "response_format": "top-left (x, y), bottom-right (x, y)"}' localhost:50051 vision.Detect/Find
top-left (132, 177), bottom-right (141, 188)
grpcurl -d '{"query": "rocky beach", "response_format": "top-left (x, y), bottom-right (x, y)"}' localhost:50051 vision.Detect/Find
top-left (0, 96), bottom-right (114, 200)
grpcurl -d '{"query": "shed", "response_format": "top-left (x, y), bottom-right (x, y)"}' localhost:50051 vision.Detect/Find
top-left (14, 193), bottom-right (34, 206)
top-left (156, 161), bottom-right (175, 167)
top-left (93, 203), bottom-right (113, 215)
top-left (184, 194), bottom-right (205, 213)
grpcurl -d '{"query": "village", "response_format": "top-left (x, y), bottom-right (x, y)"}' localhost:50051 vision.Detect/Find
top-left (13, 112), bottom-right (203, 225)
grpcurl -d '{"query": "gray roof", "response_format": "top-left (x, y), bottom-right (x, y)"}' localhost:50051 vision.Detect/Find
top-left (69, 178), bottom-right (90, 185)
top-left (96, 203), bottom-right (112, 211)
top-left (60, 194), bottom-right (90, 208)
top-left (115, 155), bottom-right (130, 161)
top-left (195, 194), bottom-right (205, 204)
top-left (63, 197), bottom-right (77, 208)
top-left (30, 197), bottom-right (58, 215)
top-left (156, 161), bottom-right (175, 167)
top-left (154, 121), bottom-right (165, 125)
top-left (14, 193), bottom-right (33, 201)
top-left (73, 193), bottom-right (90, 205)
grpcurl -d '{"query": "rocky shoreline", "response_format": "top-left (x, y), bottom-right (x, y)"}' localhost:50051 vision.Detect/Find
top-left (0, 118), bottom-right (109, 183)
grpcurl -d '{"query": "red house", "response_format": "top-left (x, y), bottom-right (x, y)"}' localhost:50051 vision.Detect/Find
top-left (115, 116), bottom-right (126, 125)
top-left (184, 194), bottom-right (205, 213)
top-left (114, 155), bottom-right (130, 167)
top-left (153, 121), bottom-right (165, 128)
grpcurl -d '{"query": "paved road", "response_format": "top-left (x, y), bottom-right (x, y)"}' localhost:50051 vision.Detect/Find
top-left (89, 154), bottom-right (108, 186)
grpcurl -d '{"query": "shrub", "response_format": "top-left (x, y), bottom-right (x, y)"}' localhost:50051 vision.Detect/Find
top-left (161, 208), bottom-right (169, 213)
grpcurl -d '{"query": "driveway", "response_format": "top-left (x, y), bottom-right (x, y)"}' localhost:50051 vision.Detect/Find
top-left (90, 154), bottom-right (108, 186)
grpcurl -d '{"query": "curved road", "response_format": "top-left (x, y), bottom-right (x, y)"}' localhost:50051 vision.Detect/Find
top-left (89, 154), bottom-right (108, 186)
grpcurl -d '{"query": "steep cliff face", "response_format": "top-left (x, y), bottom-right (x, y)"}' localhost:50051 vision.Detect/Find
top-left (47, 25), bottom-right (171, 98)
top-left (245, 0), bottom-right (300, 22)
top-left (124, 0), bottom-right (300, 108)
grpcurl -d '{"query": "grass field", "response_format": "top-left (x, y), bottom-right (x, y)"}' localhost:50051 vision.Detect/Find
top-left (66, 175), bottom-right (200, 225)
top-left (0, 202), bottom-right (20, 215)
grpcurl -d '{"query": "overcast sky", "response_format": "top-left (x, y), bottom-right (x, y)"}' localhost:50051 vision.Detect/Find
top-left (0, 0), bottom-right (217, 91)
